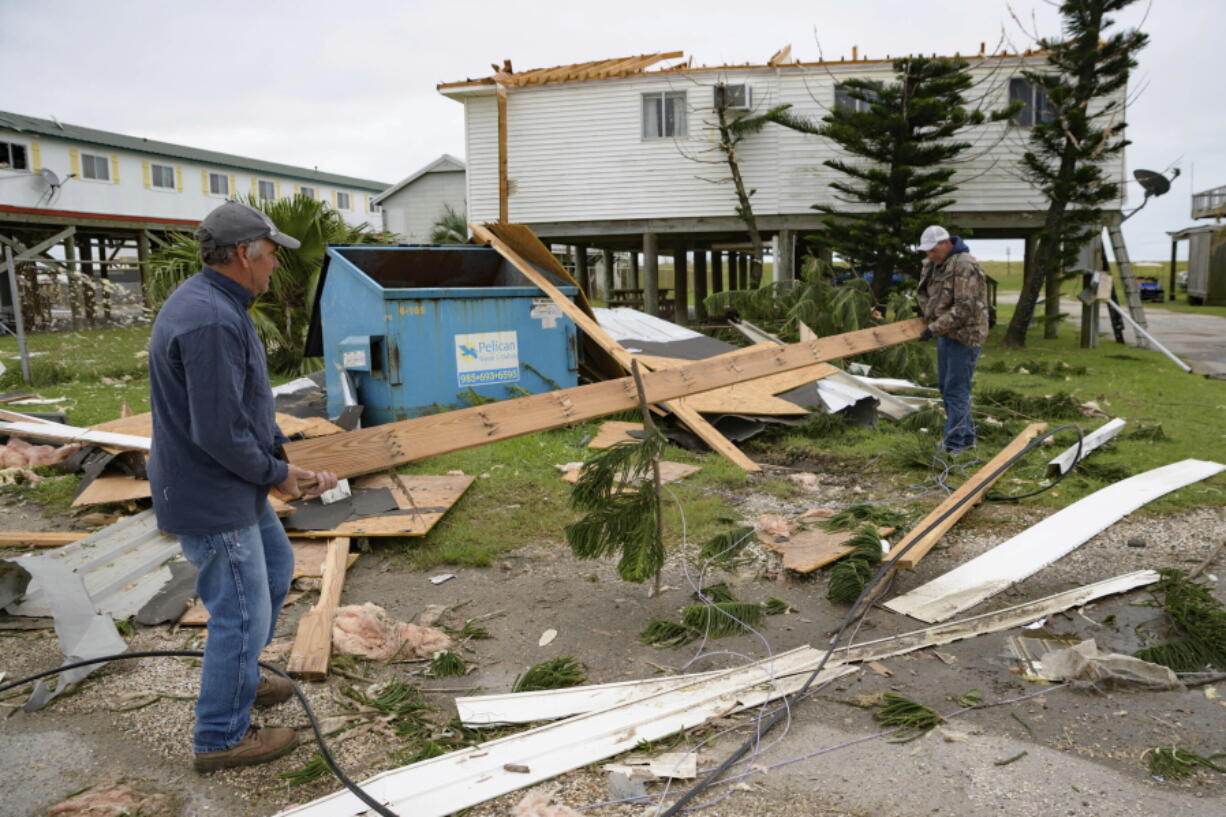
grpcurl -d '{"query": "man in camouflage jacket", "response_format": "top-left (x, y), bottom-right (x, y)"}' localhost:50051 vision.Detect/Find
top-left (915, 225), bottom-right (990, 453)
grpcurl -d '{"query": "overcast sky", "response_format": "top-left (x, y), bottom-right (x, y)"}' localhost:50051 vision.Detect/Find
top-left (3, 0), bottom-right (1221, 260)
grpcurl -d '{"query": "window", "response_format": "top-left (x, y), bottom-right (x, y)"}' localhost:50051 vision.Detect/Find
top-left (257, 179), bottom-right (276, 201)
top-left (208, 172), bottom-right (229, 195)
top-left (0, 141), bottom-right (28, 171)
top-left (642, 92), bottom-right (687, 139)
top-left (368, 197), bottom-right (378, 213)
top-left (834, 83), bottom-right (875, 113)
top-left (1009, 77), bottom-right (1056, 127)
top-left (336, 191), bottom-right (350, 210)
top-left (298, 185), bottom-right (315, 199)
top-left (713, 84), bottom-right (751, 110)
top-left (150, 163), bottom-right (175, 189)
top-left (82, 152), bottom-right (110, 181)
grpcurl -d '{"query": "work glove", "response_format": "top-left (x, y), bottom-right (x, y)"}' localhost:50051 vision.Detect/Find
top-left (919, 327), bottom-right (934, 341)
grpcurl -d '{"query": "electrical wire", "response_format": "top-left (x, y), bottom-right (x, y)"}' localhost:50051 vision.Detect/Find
top-left (655, 423), bottom-right (1084, 817)
top-left (0, 651), bottom-right (397, 817)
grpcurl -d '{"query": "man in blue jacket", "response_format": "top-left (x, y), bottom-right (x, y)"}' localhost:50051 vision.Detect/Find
top-left (915, 225), bottom-right (990, 454)
top-left (149, 201), bottom-right (337, 772)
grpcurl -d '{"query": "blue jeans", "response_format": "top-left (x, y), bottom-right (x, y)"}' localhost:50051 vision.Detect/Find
top-left (936, 336), bottom-right (982, 452)
top-left (177, 502), bottom-right (293, 753)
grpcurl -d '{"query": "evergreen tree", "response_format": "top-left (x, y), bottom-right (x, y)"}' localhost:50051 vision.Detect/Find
top-left (772, 56), bottom-right (1013, 301)
top-left (1004, 0), bottom-right (1147, 347)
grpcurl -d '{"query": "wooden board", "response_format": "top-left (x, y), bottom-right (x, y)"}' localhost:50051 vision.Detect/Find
top-left (887, 423), bottom-right (1047, 570)
top-left (0, 531), bottom-right (88, 548)
top-left (287, 537), bottom-right (351, 679)
top-left (633, 352), bottom-right (840, 414)
top-left (71, 475), bottom-right (151, 507)
top-left (178, 590), bottom-right (316, 627)
top-left (290, 474), bottom-right (475, 538)
top-left (284, 319), bottom-right (924, 479)
top-left (472, 223), bottom-right (761, 472)
top-left (588, 421), bottom-right (644, 449)
top-left (561, 460), bottom-right (700, 486)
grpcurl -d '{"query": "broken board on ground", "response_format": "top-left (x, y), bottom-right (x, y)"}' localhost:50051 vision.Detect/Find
top-left (288, 474), bottom-right (475, 538)
top-left (587, 421), bottom-right (645, 449)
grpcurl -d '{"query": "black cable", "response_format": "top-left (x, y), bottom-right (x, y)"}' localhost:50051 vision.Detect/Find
top-left (984, 424), bottom-right (1084, 502)
top-left (0, 651), bottom-right (397, 817)
top-left (657, 422), bottom-right (1085, 817)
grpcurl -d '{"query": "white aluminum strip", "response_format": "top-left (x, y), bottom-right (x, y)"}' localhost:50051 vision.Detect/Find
top-left (1047, 418), bottom-right (1127, 476)
top-left (825, 370), bottom-right (917, 420)
top-left (459, 570), bottom-right (1158, 726)
top-left (271, 376), bottom-right (319, 397)
top-left (594, 306), bottom-right (704, 343)
top-left (7, 510), bottom-right (183, 619)
top-left (458, 645), bottom-right (820, 726)
top-left (885, 460), bottom-right (1225, 623)
top-left (0, 420), bottom-right (151, 451)
top-left (274, 653), bottom-right (856, 817)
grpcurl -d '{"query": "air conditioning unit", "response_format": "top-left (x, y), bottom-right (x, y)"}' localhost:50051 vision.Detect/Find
top-left (714, 84), bottom-right (751, 111)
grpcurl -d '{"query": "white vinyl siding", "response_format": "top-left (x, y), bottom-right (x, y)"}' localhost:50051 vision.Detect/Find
top-left (458, 57), bottom-right (1126, 224)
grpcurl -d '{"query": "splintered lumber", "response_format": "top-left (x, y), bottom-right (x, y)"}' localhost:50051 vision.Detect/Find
top-left (0, 531), bottom-right (87, 548)
top-left (456, 570), bottom-right (1159, 726)
top-left (287, 537), bottom-right (351, 679)
top-left (1047, 417), bottom-right (1126, 476)
top-left (472, 222), bottom-right (761, 471)
top-left (588, 421), bottom-right (644, 449)
top-left (271, 650), bottom-right (856, 817)
top-left (885, 460), bottom-right (1225, 623)
top-left (285, 318), bottom-right (926, 478)
top-left (887, 423), bottom-right (1048, 570)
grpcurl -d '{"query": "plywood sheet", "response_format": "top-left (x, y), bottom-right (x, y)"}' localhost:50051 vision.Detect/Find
top-left (588, 421), bottom-right (644, 449)
top-left (71, 475), bottom-right (152, 507)
top-left (560, 460), bottom-right (700, 486)
top-left (291, 474), bottom-right (475, 538)
top-left (760, 524), bottom-right (893, 573)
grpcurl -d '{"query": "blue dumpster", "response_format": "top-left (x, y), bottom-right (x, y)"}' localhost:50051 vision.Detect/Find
top-left (309, 245), bottom-right (580, 424)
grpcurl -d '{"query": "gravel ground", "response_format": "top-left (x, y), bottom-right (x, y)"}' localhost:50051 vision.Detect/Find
top-left (2, 467), bottom-right (1225, 817)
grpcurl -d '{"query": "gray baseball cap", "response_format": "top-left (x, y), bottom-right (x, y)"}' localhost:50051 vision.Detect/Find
top-left (196, 201), bottom-right (301, 250)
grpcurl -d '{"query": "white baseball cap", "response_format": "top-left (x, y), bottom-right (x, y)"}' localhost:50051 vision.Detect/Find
top-left (917, 225), bottom-right (950, 252)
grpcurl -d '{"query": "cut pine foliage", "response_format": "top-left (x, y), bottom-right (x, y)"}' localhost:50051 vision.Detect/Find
top-left (1134, 569), bottom-right (1226, 672)
top-left (1146, 746), bottom-right (1226, 780)
top-left (681, 601), bottom-right (764, 638)
top-left (692, 582), bottom-right (737, 604)
top-left (699, 527), bottom-right (756, 564)
top-left (876, 692), bottom-right (944, 742)
top-left (428, 651), bottom-right (468, 678)
top-left (512, 656), bottom-right (588, 692)
top-left (826, 524), bottom-right (886, 604)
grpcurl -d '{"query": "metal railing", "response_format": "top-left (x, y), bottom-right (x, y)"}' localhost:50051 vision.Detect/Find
top-left (1192, 184), bottom-right (1226, 219)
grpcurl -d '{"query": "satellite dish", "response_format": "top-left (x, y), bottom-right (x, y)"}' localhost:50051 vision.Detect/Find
top-left (1134, 169), bottom-right (1171, 199)
top-left (39, 168), bottom-right (62, 188)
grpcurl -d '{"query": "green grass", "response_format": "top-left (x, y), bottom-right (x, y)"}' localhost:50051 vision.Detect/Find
top-left (0, 325), bottom-right (152, 424)
top-left (751, 302), bottom-right (1226, 513)
top-left (392, 422), bottom-right (744, 570)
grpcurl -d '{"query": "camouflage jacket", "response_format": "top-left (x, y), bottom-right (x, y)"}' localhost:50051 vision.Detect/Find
top-left (916, 241), bottom-right (990, 348)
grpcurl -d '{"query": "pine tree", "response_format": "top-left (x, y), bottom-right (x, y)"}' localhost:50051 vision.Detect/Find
top-left (1004, 0), bottom-right (1147, 347)
top-left (772, 56), bottom-right (1013, 301)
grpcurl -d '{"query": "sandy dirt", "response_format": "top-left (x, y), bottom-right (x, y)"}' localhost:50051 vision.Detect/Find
top-left (2, 468), bottom-right (1225, 817)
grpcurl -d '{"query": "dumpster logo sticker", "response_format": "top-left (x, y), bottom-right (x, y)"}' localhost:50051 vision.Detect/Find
top-left (455, 331), bottom-right (520, 387)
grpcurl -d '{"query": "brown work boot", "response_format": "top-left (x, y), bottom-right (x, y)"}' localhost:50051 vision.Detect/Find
top-left (193, 726), bottom-right (299, 773)
top-left (254, 673), bottom-right (293, 708)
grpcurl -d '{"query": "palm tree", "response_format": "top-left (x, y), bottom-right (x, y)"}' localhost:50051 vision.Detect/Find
top-left (147, 194), bottom-right (395, 374)
top-left (429, 203), bottom-right (468, 244)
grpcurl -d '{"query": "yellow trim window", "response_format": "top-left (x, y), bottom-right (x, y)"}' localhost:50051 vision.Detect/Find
top-left (150, 162), bottom-right (176, 190)
top-left (336, 191), bottom-right (351, 210)
top-left (256, 179), bottom-right (276, 201)
top-left (298, 185), bottom-right (315, 199)
top-left (81, 151), bottom-right (111, 181)
top-left (208, 172), bottom-right (230, 196)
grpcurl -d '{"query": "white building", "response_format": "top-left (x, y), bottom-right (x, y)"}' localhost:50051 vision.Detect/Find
top-left (373, 154), bottom-right (466, 242)
top-left (0, 110), bottom-right (389, 232)
top-left (437, 48), bottom-right (1127, 314)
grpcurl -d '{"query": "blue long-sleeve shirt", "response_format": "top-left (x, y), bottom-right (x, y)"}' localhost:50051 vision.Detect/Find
top-left (148, 267), bottom-right (290, 535)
